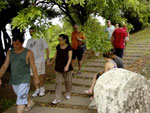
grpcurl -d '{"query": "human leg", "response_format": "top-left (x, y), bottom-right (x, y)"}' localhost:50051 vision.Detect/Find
top-left (12, 84), bottom-right (30, 113)
top-left (52, 71), bottom-right (63, 104)
top-left (88, 74), bottom-right (97, 94)
top-left (25, 96), bottom-right (35, 112)
top-left (17, 105), bottom-right (26, 113)
top-left (64, 71), bottom-right (72, 99)
top-left (39, 75), bottom-right (45, 96)
top-left (71, 49), bottom-right (77, 72)
top-left (77, 49), bottom-right (83, 74)
top-left (32, 62), bottom-right (46, 97)
top-left (114, 48), bottom-right (124, 58)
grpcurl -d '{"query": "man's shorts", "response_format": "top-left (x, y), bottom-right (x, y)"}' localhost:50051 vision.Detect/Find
top-left (30, 62), bottom-right (45, 76)
top-left (72, 49), bottom-right (83, 61)
top-left (12, 83), bottom-right (30, 105)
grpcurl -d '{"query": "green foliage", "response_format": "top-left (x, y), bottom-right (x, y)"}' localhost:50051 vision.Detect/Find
top-left (1, 99), bottom-right (15, 112)
top-left (0, 0), bottom-right (8, 12)
top-left (11, 6), bottom-right (49, 32)
top-left (9, 0), bottom-right (150, 57)
top-left (84, 17), bottom-right (112, 53)
top-left (68, 0), bottom-right (85, 7)
top-left (42, 22), bottom-right (72, 58)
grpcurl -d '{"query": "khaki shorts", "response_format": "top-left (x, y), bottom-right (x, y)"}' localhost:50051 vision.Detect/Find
top-left (30, 62), bottom-right (45, 76)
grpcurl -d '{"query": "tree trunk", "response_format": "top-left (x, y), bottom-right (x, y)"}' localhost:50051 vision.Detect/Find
top-left (0, 28), bottom-right (12, 68)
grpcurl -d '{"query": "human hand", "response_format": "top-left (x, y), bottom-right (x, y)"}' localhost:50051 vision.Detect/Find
top-left (77, 37), bottom-right (81, 41)
top-left (64, 66), bottom-right (69, 72)
top-left (46, 59), bottom-right (51, 66)
top-left (0, 79), bottom-right (2, 87)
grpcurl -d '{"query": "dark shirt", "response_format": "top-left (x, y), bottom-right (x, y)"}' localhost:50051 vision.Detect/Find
top-left (113, 57), bottom-right (124, 68)
top-left (10, 48), bottom-right (30, 85)
top-left (55, 44), bottom-right (73, 72)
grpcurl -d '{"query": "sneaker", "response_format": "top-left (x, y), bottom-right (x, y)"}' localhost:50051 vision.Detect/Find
top-left (32, 89), bottom-right (40, 97)
top-left (52, 99), bottom-right (61, 104)
top-left (76, 71), bottom-right (81, 75)
top-left (39, 87), bottom-right (45, 97)
top-left (43, 87), bottom-right (46, 92)
top-left (65, 95), bottom-right (71, 100)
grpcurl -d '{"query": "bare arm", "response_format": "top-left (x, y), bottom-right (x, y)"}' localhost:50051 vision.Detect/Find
top-left (104, 63), bottom-right (109, 72)
top-left (64, 50), bottom-right (72, 72)
top-left (50, 52), bottom-right (57, 64)
top-left (111, 35), bottom-right (114, 47)
top-left (66, 50), bottom-right (72, 67)
top-left (28, 50), bottom-right (40, 85)
top-left (0, 51), bottom-right (10, 78)
top-left (45, 48), bottom-right (50, 59)
top-left (45, 48), bottom-right (50, 65)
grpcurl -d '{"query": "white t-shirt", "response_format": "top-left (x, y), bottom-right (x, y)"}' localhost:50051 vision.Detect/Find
top-left (26, 38), bottom-right (48, 63)
top-left (104, 25), bottom-right (115, 40)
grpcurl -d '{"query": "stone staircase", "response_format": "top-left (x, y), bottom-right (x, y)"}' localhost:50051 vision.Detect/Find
top-left (4, 41), bottom-right (150, 113)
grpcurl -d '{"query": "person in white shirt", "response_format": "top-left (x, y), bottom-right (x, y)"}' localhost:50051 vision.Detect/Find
top-left (104, 20), bottom-right (115, 40)
top-left (26, 27), bottom-right (50, 97)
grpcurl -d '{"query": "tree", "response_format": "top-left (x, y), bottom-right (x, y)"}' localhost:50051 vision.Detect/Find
top-left (0, 0), bottom-right (29, 68)
top-left (0, 0), bottom-right (58, 68)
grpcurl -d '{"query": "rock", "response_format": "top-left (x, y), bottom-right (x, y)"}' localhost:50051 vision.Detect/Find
top-left (94, 68), bottom-right (150, 113)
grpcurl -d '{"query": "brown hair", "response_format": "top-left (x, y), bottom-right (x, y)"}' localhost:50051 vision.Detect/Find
top-left (103, 51), bottom-right (113, 58)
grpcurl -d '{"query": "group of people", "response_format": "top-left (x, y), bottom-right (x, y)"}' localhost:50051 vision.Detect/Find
top-left (85, 20), bottom-right (129, 109)
top-left (105, 20), bottom-right (129, 58)
top-left (0, 20), bottom-right (129, 113)
top-left (0, 24), bottom-right (86, 113)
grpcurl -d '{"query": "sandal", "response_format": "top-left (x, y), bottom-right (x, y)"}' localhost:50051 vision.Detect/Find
top-left (25, 100), bottom-right (35, 112)
top-left (84, 90), bottom-right (93, 95)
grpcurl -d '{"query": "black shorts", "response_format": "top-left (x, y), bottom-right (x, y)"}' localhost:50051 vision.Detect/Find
top-left (114, 48), bottom-right (124, 58)
top-left (72, 49), bottom-right (83, 61)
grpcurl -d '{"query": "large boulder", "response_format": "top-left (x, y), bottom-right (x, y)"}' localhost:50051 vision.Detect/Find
top-left (94, 68), bottom-right (150, 113)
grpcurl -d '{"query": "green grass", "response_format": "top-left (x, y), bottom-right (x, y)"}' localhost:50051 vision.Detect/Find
top-left (0, 99), bottom-right (16, 113)
top-left (128, 27), bottom-right (150, 45)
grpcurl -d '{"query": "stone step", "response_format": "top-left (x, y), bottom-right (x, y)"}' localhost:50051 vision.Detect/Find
top-left (125, 50), bottom-right (146, 53)
top-left (72, 78), bottom-right (92, 86)
top-left (124, 54), bottom-right (143, 57)
top-left (129, 45), bottom-right (150, 47)
top-left (85, 61), bottom-right (132, 69)
top-left (84, 62), bottom-right (104, 67)
top-left (81, 66), bottom-right (102, 73)
top-left (50, 77), bottom-right (92, 87)
top-left (130, 43), bottom-right (150, 45)
top-left (31, 94), bottom-right (91, 107)
top-left (4, 106), bottom-right (92, 113)
top-left (123, 56), bottom-right (139, 60)
top-left (44, 84), bottom-right (90, 95)
top-left (92, 57), bottom-right (136, 63)
top-left (126, 48), bottom-right (150, 50)
top-left (73, 72), bottom-right (96, 79)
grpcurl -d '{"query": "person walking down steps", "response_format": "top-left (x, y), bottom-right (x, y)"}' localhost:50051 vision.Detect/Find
top-left (50, 34), bottom-right (73, 104)
top-left (26, 27), bottom-right (50, 97)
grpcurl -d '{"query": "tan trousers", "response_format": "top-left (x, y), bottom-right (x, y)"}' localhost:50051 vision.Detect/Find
top-left (55, 71), bottom-right (72, 100)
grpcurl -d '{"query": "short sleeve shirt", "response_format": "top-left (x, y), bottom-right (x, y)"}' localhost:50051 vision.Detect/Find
top-left (55, 44), bottom-right (73, 72)
top-left (105, 25), bottom-right (115, 40)
top-left (112, 28), bottom-right (127, 49)
top-left (71, 32), bottom-right (86, 50)
top-left (26, 38), bottom-right (48, 63)
top-left (113, 57), bottom-right (124, 68)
